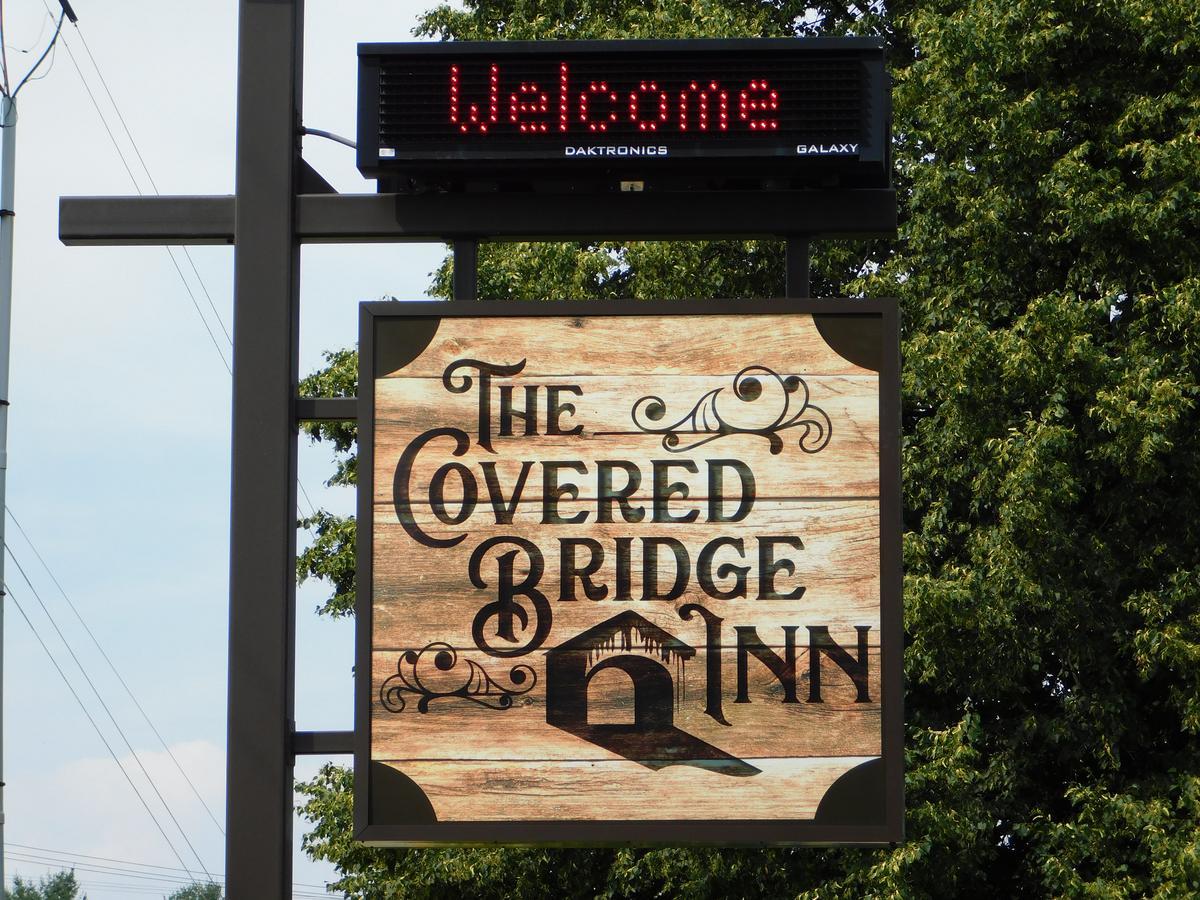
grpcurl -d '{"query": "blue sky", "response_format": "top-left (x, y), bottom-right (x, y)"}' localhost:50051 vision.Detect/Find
top-left (3, 1), bottom-right (445, 895)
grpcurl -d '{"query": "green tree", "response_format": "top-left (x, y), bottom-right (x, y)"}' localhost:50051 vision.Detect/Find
top-left (5, 870), bottom-right (81, 900)
top-left (296, 0), bottom-right (1200, 896)
top-left (165, 883), bottom-right (222, 900)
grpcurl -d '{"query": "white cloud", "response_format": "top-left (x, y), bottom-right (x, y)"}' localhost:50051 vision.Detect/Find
top-left (6, 740), bottom-right (344, 897)
top-left (6, 740), bottom-right (227, 897)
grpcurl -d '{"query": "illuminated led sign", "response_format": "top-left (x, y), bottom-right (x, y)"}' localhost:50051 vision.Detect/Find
top-left (357, 39), bottom-right (889, 189)
top-left (446, 66), bottom-right (780, 136)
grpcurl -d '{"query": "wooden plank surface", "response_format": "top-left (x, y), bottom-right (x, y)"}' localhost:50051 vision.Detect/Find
top-left (372, 499), bottom-right (880, 642)
top-left (378, 313), bottom-right (874, 380)
top-left (370, 647), bottom-right (882, 761)
top-left (367, 310), bottom-right (886, 826)
top-left (373, 757), bottom-right (876, 821)
top-left (373, 375), bottom-right (879, 503)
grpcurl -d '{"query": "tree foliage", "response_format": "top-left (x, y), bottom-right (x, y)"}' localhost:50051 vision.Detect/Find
top-left (165, 883), bottom-right (223, 900)
top-left (4, 871), bottom-right (81, 900)
top-left (297, 0), bottom-right (1200, 895)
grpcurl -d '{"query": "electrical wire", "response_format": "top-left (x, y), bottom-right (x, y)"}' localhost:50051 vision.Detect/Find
top-left (299, 479), bottom-right (319, 518)
top-left (3, 853), bottom-right (334, 898)
top-left (4, 584), bottom-right (198, 881)
top-left (41, 1), bottom-right (322, 520)
top-left (6, 852), bottom-right (213, 887)
top-left (10, 31), bottom-right (53, 90)
top-left (0, 8), bottom-right (339, 891)
top-left (0, 0), bottom-right (11, 93)
top-left (5, 505), bottom-right (227, 837)
top-left (71, 23), bottom-right (232, 347)
top-left (51, 20), bottom-right (334, 525)
top-left (6, 547), bottom-right (216, 881)
top-left (10, 10), bottom-right (62, 97)
top-left (34, 1), bottom-right (232, 373)
top-left (3, 852), bottom-right (335, 898)
top-left (7, 846), bottom-right (214, 880)
top-left (4, 14), bottom-right (47, 56)
top-left (3, 842), bottom-right (331, 892)
top-left (300, 126), bottom-right (357, 150)
top-left (4, 854), bottom-right (332, 898)
top-left (0, 0), bottom-right (68, 113)
top-left (8, 844), bottom-right (195, 875)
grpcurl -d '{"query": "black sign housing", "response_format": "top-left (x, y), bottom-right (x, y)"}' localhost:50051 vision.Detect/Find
top-left (357, 38), bottom-right (889, 192)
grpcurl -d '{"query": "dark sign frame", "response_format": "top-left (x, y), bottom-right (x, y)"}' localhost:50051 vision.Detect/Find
top-left (355, 297), bottom-right (902, 846)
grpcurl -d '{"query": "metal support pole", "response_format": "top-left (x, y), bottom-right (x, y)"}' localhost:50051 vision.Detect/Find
top-left (0, 92), bottom-right (16, 898)
top-left (785, 235), bottom-right (810, 299)
top-left (226, 1), bottom-right (303, 897)
top-left (453, 238), bottom-right (478, 301)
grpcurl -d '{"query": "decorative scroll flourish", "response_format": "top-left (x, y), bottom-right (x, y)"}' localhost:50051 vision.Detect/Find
top-left (631, 365), bottom-right (833, 455)
top-left (379, 643), bottom-right (536, 713)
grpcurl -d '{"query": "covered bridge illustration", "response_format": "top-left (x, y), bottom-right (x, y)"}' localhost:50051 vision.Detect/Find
top-left (545, 611), bottom-right (695, 729)
top-left (544, 611), bottom-right (758, 775)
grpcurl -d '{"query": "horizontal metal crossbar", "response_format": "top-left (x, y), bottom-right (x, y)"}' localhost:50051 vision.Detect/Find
top-left (295, 397), bottom-right (356, 422)
top-left (59, 194), bottom-right (237, 245)
top-left (59, 189), bottom-right (896, 245)
top-left (291, 730), bottom-right (354, 756)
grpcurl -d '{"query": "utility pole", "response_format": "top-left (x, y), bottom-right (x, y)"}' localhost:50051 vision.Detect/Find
top-left (0, 4), bottom-right (72, 887)
top-left (0, 89), bottom-right (15, 899)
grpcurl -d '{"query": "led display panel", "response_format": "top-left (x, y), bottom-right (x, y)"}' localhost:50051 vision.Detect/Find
top-left (357, 39), bottom-right (889, 189)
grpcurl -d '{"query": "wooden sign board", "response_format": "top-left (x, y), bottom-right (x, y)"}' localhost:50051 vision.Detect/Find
top-left (355, 299), bottom-right (901, 845)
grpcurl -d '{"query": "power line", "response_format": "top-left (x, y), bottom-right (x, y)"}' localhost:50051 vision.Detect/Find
top-left (70, 20), bottom-right (232, 348)
top-left (3, 583), bottom-right (197, 880)
top-left (299, 479), bottom-right (319, 518)
top-left (6, 548), bottom-right (215, 881)
top-left (7, 851), bottom-right (212, 887)
top-left (0, 0), bottom-right (67, 120)
top-left (3, 14), bottom-right (48, 56)
top-left (9, 11), bottom-right (62, 98)
top-left (7, 21), bottom-right (325, 885)
top-left (8, 845), bottom-right (213, 879)
top-left (5, 854), bottom-right (332, 897)
top-left (5, 505), bottom-right (226, 837)
top-left (4, 856), bottom-right (334, 899)
top-left (1, 2), bottom-right (319, 888)
top-left (38, 5), bottom-right (318, 516)
top-left (10, 33), bottom-right (54, 92)
top-left (0, 0), bottom-right (11, 92)
top-left (34, 1), bottom-right (231, 372)
top-left (4, 849), bottom-right (334, 898)
top-left (41, 2), bottom-right (324, 521)
top-left (4, 842), bottom-right (331, 891)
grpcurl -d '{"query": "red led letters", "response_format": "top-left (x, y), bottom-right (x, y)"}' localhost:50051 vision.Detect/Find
top-left (449, 64), bottom-right (779, 135)
top-left (511, 82), bottom-right (550, 133)
top-left (580, 81), bottom-right (619, 132)
top-left (739, 79), bottom-right (780, 131)
top-left (449, 64), bottom-right (500, 133)
top-left (679, 81), bottom-right (730, 132)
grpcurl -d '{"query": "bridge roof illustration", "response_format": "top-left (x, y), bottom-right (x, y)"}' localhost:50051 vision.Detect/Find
top-left (550, 611), bottom-right (696, 660)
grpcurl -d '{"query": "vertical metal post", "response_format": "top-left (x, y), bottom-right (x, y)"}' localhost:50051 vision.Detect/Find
top-left (785, 235), bottom-right (810, 299)
top-left (453, 238), bottom-right (479, 301)
top-left (226, 1), bottom-right (303, 897)
top-left (0, 92), bottom-right (16, 897)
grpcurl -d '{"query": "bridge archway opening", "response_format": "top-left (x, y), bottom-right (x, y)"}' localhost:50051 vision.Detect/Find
top-left (585, 665), bottom-right (637, 725)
